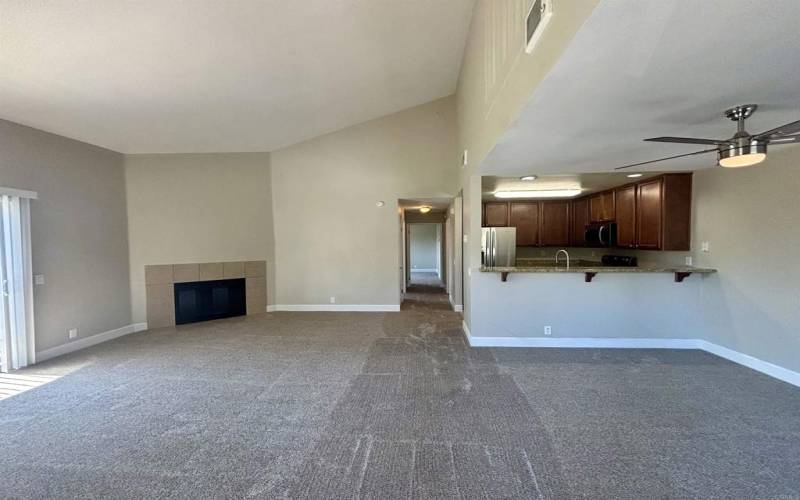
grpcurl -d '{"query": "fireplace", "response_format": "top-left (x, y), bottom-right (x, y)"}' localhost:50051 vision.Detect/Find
top-left (174, 278), bottom-right (246, 325)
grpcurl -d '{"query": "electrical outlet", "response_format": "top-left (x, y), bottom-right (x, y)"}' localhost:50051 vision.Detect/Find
top-left (544, 325), bottom-right (552, 336)
top-left (34, 274), bottom-right (45, 285)
top-left (68, 328), bottom-right (78, 340)
top-left (701, 241), bottom-right (710, 252)
top-left (685, 256), bottom-right (693, 266)
top-left (329, 296), bottom-right (336, 304)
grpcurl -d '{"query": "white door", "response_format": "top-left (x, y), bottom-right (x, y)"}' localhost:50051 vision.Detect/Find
top-left (0, 192), bottom-right (35, 372)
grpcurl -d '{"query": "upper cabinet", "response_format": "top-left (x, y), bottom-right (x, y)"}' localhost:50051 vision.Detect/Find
top-left (614, 184), bottom-right (637, 248)
top-left (540, 201), bottom-right (570, 247)
top-left (483, 202), bottom-right (508, 227)
top-left (509, 202), bottom-right (540, 246)
top-left (589, 191), bottom-right (615, 222)
top-left (636, 178), bottom-right (662, 250)
top-left (569, 197), bottom-right (590, 247)
top-left (481, 173), bottom-right (692, 250)
top-left (635, 174), bottom-right (692, 251)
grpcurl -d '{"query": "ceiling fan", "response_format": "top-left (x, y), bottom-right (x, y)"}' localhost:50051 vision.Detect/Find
top-left (615, 104), bottom-right (800, 170)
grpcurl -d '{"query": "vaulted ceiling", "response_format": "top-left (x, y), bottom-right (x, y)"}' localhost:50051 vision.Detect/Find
top-left (0, 0), bottom-right (475, 153)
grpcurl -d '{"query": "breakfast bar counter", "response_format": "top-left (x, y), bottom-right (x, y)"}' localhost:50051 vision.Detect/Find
top-left (480, 259), bottom-right (717, 283)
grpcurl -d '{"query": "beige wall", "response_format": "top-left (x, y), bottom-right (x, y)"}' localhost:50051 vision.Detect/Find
top-left (0, 119), bottom-right (132, 352)
top-left (270, 97), bottom-right (458, 307)
top-left (692, 147), bottom-right (800, 372)
top-left (125, 153), bottom-right (274, 323)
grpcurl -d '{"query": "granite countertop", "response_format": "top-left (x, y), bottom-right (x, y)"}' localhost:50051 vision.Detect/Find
top-left (480, 259), bottom-right (717, 275)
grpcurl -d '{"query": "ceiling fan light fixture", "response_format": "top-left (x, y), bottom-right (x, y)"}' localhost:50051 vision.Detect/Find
top-left (718, 141), bottom-right (767, 168)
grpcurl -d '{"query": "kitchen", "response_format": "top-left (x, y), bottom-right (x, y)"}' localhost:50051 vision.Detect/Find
top-left (480, 172), bottom-right (716, 284)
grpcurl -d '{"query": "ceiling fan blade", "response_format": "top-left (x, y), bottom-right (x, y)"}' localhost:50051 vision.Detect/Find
top-left (614, 148), bottom-right (719, 170)
top-left (645, 136), bottom-right (728, 145)
top-left (754, 119), bottom-right (800, 140)
top-left (767, 134), bottom-right (800, 144)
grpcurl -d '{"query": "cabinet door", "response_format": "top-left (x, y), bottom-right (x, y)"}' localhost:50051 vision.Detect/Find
top-left (601, 191), bottom-right (616, 221)
top-left (483, 202), bottom-right (508, 227)
top-left (509, 202), bottom-right (539, 246)
top-left (636, 178), bottom-right (663, 250)
top-left (570, 198), bottom-right (590, 246)
top-left (615, 185), bottom-right (636, 248)
top-left (589, 194), bottom-right (604, 222)
top-left (540, 201), bottom-right (570, 246)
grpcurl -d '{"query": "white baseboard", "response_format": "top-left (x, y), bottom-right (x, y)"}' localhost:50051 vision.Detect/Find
top-left (410, 268), bottom-right (437, 273)
top-left (37, 323), bottom-right (142, 362)
top-left (461, 320), bottom-right (471, 341)
top-left (267, 304), bottom-right (400, 312)
top-left (696, 340), bottom-right (800, 388)
top-left (463, 333), bottom-right (800, 388)
top-left (467, 336), bottom-right (702, 349)
top-left (448, 294), bottom-right (463, 312)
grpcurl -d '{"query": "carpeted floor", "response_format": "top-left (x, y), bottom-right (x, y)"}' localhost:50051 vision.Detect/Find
top-left (1, 288), bottom-right (799, 498)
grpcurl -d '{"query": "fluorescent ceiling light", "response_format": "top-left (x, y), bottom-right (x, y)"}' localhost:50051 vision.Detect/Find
top-left (626, 173), bottom-right (643, 178)
top-left (520, 175), bottom-right (537, 181)
top-left (494, 189), bottom-right (582, 199)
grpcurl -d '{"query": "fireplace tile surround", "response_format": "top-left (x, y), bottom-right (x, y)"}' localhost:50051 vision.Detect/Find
top-left (145, 261), bottom-right (266, 328)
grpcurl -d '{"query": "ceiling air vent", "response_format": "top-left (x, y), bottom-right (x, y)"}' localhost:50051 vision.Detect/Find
top-left (525, 0), bottom-right (553, 54)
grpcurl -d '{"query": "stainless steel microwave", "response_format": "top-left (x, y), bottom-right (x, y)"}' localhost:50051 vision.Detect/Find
top-left (585, 222), bottom-right (617, 247)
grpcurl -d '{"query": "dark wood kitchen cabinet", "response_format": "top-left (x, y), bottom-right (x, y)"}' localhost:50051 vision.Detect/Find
top-left (589, 190), bottom-right (615, 222)
top-left (480, 172), bottom-right (692, 250)
top-left (540, 200), bottom-right (570, 246)
top-left (615, 184), bottom-right (637, 248)
top-left (570, 197), bottom-right (590, 246)
top-left (636, 178), bottom-right (662, 249)
top-left (483, 202), bottom-right (508, 227)
top-left (509, 202), bottom-right (540, 246)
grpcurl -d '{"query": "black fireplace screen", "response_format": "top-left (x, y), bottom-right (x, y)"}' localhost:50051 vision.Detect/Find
top-left (174, 278), bottom-right (246, 325)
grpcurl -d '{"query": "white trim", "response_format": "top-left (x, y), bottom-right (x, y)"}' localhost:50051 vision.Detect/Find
top-left (268, 304), bottom-right (401, 312)
top-left (462, 333), bottom-right (800, 388)
top-left (461, 320), bottom-right (471, 340)
top-left (0, 187), bottom-right (37, 199)
top-left (410, 268), bottom-right (437, 273)
top-left (36, 324), bottom-right (141, 362)
top-left (448, 295), bottom-right (463, 312)
top-left (133, 322), bottom-right (148, 332)
top-left (466, 336), bottom-right (701, 349)
top-left (697, 340), bottom-right (800, 388)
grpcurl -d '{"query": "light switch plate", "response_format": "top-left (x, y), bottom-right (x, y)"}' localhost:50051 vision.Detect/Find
top-left (701, 241), bottom-right (710, 252)
top-left (34, 274), bottom-right (45, 285)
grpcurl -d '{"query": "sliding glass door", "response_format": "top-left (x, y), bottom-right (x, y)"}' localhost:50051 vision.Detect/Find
top-left (0, 191), bottom-right (35, 372)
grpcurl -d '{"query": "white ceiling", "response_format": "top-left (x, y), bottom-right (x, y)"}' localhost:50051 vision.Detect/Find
top-left (482, 0), bottom-right (800, 176)
top-left (0, 0), bottom-right (475, 153)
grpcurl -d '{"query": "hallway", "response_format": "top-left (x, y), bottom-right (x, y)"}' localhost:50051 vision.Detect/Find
top-left (403, 271), bottom-right (451, 311)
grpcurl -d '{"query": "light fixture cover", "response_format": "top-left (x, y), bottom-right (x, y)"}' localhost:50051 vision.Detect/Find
top-left (520, 175), bottom-right (537, 181)
top-left (494, 189), bottom-right (582, 199)
top-left (419, 206), bottom-right (432, 213)
top-left (718, 141), bottom-right (767, 168)
top-left (626, 173), bottom-right (643, 178)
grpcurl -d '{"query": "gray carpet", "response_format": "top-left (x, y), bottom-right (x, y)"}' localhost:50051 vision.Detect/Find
top-left (1, 290), bottom-right (799, 499)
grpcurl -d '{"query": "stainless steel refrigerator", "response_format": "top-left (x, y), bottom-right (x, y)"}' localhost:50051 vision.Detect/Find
top-left (481, 227), bottom-right (516, 267)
